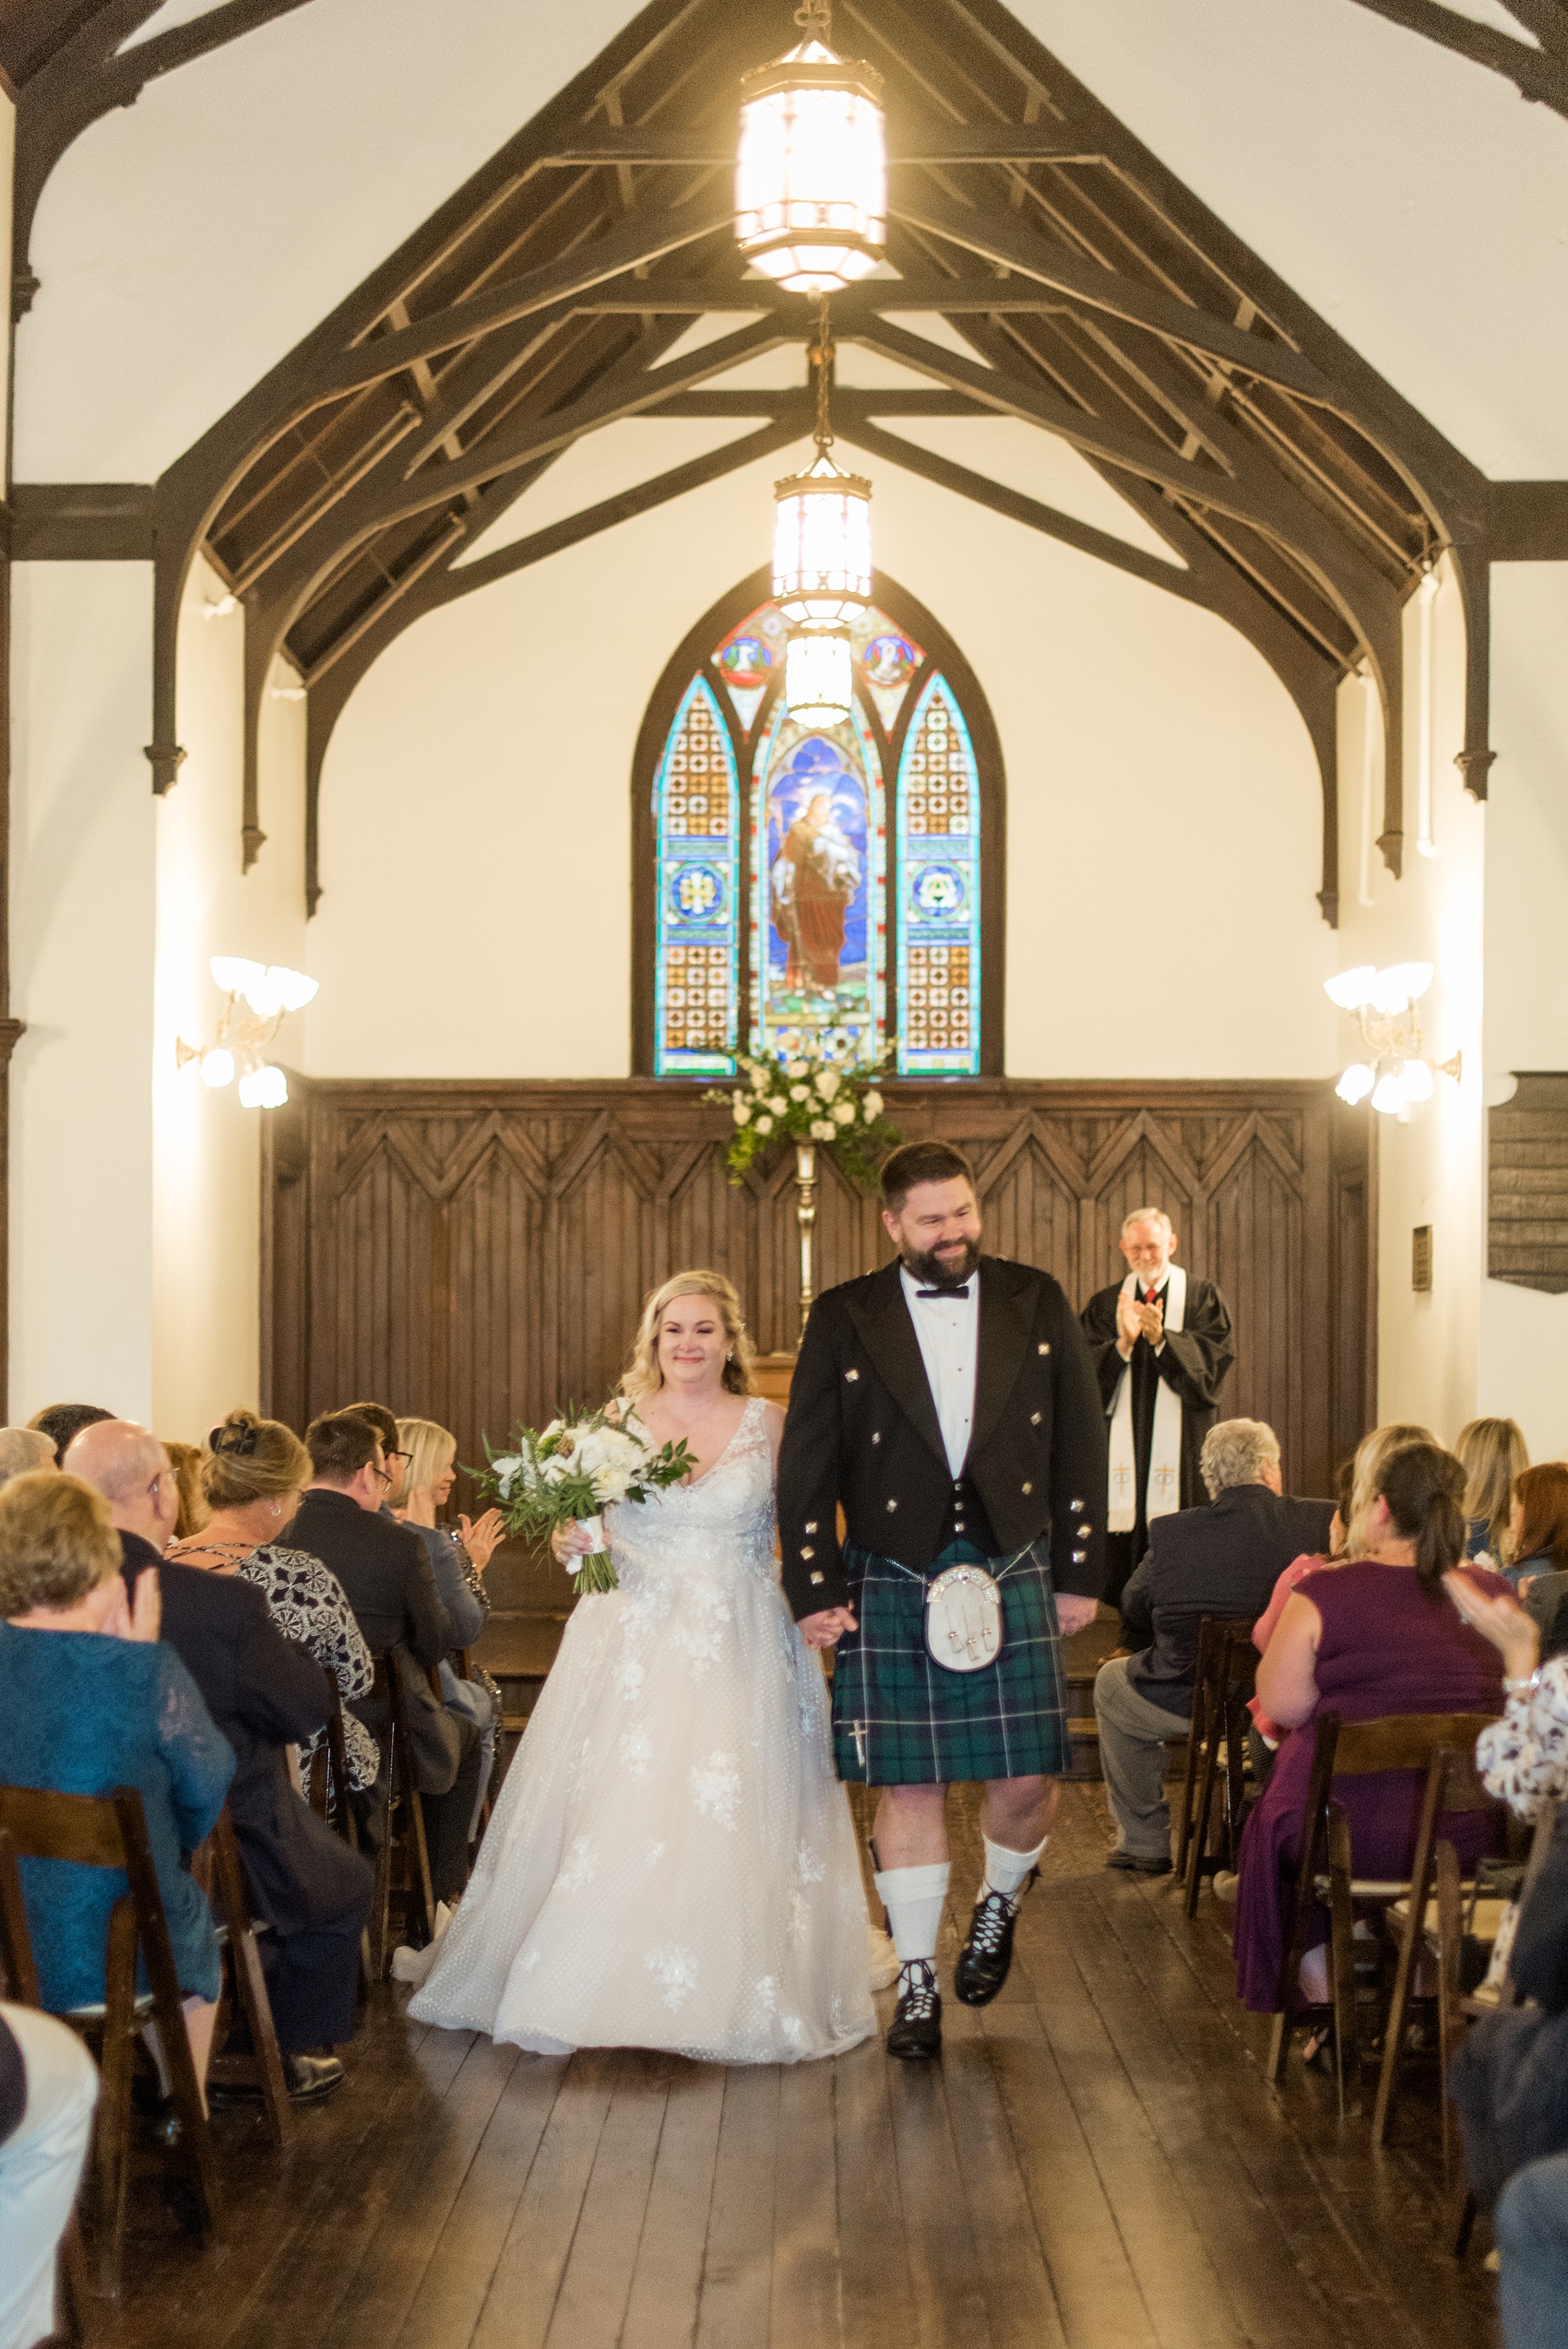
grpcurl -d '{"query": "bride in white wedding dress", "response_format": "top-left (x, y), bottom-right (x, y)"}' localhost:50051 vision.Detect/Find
top-left (409, 1270), bottom-right (875, 2062)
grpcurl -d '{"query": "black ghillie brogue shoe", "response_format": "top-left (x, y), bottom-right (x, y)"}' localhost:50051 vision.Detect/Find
top-left (885, 1959), bottom-right (943, 2058)
top-left (955, 1877), bottom-right (1033, 2006)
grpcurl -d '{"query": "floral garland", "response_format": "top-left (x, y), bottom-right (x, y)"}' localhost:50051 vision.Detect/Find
top-left (704, 1029), bottom-right (899, 1188)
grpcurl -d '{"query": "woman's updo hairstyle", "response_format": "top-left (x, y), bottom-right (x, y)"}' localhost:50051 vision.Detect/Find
top-left (1375, 1441), bottom-right (1467, 1597)
top-left (622, 1271), bottom-right (755, 1403)
top-left (202, 1408), bottom-right (310, 1512)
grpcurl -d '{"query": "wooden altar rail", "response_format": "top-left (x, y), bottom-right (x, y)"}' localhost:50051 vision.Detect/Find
top-left (262, 1076), bottom-right (1373, 1540)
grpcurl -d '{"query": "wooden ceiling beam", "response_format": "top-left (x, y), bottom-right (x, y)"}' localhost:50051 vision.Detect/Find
top-left (646, 390), bottom-right (987, 418)
top-left (537, 125), bottom-right (1101, 165)
top-left (886, 188), bottom-right (1331, 402)
top-left (305, 201), bottom-right (735, 407)
top-left (298, 409), bottom-right (808, 913)
top-left (1343, 0), bottom-right (1568, 117)
top-left (13, 0), bottom-right (318, 315)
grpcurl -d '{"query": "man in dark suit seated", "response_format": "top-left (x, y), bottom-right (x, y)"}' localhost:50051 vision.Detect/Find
top-left (1092, 1418), bottom-right (1335, 1875)
top-left (68, 1420), bottom-right (373, 2101)
top-left (286, 1411), bottom-right (481, 1911)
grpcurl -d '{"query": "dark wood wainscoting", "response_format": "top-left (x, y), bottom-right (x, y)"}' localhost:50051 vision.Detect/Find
top-left (263, 1078), bottom-right (1373, 1501)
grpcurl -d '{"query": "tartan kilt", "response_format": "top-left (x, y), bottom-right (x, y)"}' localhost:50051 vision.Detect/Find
top-left (830, 1537), bottom-right (1068, 1786)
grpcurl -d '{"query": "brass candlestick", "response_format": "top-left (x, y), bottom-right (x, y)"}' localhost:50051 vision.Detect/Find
top-left (794, 1141), bottom-right (818, 1342)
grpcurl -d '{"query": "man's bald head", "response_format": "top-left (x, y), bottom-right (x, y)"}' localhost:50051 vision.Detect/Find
top-left (65, 1419), bottom-right (177, 1548)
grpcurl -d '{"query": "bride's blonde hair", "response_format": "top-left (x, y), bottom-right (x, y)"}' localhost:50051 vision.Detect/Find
top-left (622, 1270), bottom-right (756, 1403)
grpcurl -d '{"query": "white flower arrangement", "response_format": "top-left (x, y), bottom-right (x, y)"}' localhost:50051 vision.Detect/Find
top-left (704, 1029), bottom-right (899, 1188)
top-left (473, 1403), bottom-right (695, 1594)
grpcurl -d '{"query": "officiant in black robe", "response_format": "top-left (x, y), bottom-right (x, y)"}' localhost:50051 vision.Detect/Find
top-left (1080, 1208), bottom-right (1233, 1618)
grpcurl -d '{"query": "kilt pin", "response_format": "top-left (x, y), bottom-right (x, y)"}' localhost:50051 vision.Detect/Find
top-left (776, 1253), bottom-right (1109, 1788)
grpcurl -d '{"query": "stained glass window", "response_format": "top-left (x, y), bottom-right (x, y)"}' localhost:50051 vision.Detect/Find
top-left (652, 677), bottom-right (740, 1076)
top-left (896, 674), bottom-right (981, 1076)
top-left (647, 594), bottom-right (987, 1079)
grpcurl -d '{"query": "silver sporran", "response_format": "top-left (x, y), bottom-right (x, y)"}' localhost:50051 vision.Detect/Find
top-left (925, 1561), bottom-right (1004, 1673)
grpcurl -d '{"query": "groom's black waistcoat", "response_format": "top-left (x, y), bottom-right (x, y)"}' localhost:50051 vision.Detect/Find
top-left (777, 1253), bottom-right (1109, 1620)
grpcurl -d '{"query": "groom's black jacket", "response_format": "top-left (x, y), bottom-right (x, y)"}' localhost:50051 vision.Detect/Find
top-left (777, 1253), bottom-right (1108, 1619)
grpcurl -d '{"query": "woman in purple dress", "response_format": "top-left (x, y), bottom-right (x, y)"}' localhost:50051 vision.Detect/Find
top-left (1232, 1441), bottom-right (1507, 2016)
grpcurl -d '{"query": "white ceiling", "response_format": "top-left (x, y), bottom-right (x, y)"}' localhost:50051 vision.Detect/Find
top-left (15, 0), bottom-right (1568, 483)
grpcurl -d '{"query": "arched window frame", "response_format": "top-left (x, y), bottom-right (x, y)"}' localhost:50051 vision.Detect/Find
top-left (632, 564), bottom-right (1005, 1078)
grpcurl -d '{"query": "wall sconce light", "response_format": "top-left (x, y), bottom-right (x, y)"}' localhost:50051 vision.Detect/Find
top-left (1325, 962), bottom-right (1460, 1114)
top-left (175, 955), bottom-right (317, 1108)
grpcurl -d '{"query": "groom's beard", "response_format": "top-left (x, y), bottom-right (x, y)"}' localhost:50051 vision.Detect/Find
top-left (900, 1235), bottom-right (981, 1289)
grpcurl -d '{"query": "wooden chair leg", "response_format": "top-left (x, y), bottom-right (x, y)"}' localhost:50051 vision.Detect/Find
top-left (1222, 1682), bottom-right (1249, 1869)
top-left (57, 2209), bottom-right (89, 2343)
top-left (211, 1820), bottom-right (292, 2151)
top-left (1184, 1707), bottom-right (1226, 1920)
top-left (1327, 1806), bottom-right (1360, 2118)
top-left (1265, 2008), bottom-right (1291, 2086)
top-left (1175, 1668), bottom-right (1208, 1887)
top-left (1453, 2184), bottom-right (1479, 2260)
top-left (1434, 1838), bottom-right (1465, 2179)
top-left (1372, 1753), bottom-right (1443, 2149)
top-left (89, 1903), bottom-right (140, 2298)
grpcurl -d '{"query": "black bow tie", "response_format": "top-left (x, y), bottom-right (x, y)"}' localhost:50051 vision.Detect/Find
top-left (916, 1281), bottom-right (971, 1299)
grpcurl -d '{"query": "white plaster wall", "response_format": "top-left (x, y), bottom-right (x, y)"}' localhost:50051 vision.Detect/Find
top-left (150, 558), bottom-right (308, 1442)
top-left (1478, 566), bottom-right (1568, 1462)
top-left (306, 429), bottom-right (1336, 1082)
top-left (9, 565), bottom-right (157, 1422)
top-left (1329, 558), bottom-right (1486, 1441)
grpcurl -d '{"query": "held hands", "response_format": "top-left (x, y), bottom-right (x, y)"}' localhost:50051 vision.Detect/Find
top-left (459, 1509), bottom-right (505, 1572)
top-left (107, 1567), bottom-right (161, 1644)
top-left (1055, 1593), bottom-right (1099, 1638)
top-left (798, 1605), bottom-right (858, 1651)
top-left (1443, 1570), bottom-right (1540, 1681)
top-left (1115, 1289), bottom-right (1142, 1358)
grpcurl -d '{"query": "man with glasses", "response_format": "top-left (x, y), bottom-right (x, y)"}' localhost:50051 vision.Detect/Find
top-left (287, 1412), bottom-right (482, 1913)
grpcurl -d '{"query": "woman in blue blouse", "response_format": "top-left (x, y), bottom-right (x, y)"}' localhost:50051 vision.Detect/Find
top-left (0, 1471), bottom-right (234, 2095)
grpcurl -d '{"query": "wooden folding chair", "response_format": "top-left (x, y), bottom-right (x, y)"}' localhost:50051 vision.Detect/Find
top-left (1178, 1615), bottom-right (1258, 1917)
top-left (0, 1826), bottom-right (90, 2343)
top-left (1265, 1711), bottom-right (1501, 2115)
top-left (0, 1782), bottom-right (220, 2298)
top-left (192, 1809), bottom-right (292, 2151)
top-left (367, 1650), bottom-right (435, 1978)
top-left (1372, 1744), bottom-right (1509, 2162)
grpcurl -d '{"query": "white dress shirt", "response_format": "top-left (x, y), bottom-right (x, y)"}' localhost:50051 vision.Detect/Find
top-left (901, 1264), bottom-right (980, 1478)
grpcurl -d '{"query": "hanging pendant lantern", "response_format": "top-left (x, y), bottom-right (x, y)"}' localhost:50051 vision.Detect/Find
top-left (736, 0), bottom-right (885, 296)
top-left (783, 626), bottom-right (853, 727)
top-left (774, 296), bottom-right (873, 635)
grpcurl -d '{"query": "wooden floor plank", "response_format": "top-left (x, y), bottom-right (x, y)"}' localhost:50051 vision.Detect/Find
top-left (544, 2055), bottom-right (673, 2349)
top-left (469, 2048), bottom-right (622, 2349)
top-left (621, 2061), bottom-right (727, 2349)
top-left (885, 2038), bottom-right (995, 2349)
top-left (941, 1997), bottom-right (1068, 2349)
top-left (770, 2054), bottom-right (842, 2349)
top-left (694, 2066), bottom-right (780, 2349)
top-left (833, 2033), bottom-right (919, 2349)
top-left (394, 2051), bottom-right (575, 2349)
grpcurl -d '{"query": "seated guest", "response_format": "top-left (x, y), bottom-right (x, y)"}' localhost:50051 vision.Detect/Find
top-left (160, 1440), bottom-right (209, 1539)
top-left (1497, 1463), bottom-right (1568, 1598)
top-left (1457, 1415), bottom-right (1529, 1563)
top-left (1453, 1575), bottom-right (1568, 1821)
top-left (67, 1421), bottom-right (369, 2103)
top-left (287, 1412), bottom-right (481, 1911)
top-left (1094, 1418), bottom-right (1335, 1874)
top-left (397, 1414), bottom-right (505, 1839)
top-left (170, 1409), bottom-right (380, 1797)
top-left (0, 1428), bottom-right (56, 1484)
top-left (0, 1471), bottom-right (232, 2097)
top-left (26, 1404), bottom-right (113, 1468)
top-left (0, 1999), bottom-right (98, 2349)
top-left (1232, 1442), bottom-right (1507, 2020)
top-left (1247, 1427), bottom-right (1434, 1744)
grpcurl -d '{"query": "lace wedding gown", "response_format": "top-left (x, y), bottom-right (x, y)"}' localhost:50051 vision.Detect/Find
top-left (409, 1397), bottom-right (874, 2062)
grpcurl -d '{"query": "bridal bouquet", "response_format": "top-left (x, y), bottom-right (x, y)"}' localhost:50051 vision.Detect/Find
top-left (703, 1029), bottom-right (898, 1189)
top-left (474, 1405), bottom-right (694, 1595)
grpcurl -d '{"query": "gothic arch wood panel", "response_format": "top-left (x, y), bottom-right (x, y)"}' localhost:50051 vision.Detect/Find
top-left (265, 1078), bottom-right (1372, 1513)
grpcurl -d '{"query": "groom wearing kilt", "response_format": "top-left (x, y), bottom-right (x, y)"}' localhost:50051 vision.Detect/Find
top-left (779, 1140), bottom-right (1107, 2058)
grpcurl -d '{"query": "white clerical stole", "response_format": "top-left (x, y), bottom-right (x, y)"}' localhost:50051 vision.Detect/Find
top-left (1106, 1263), bottom-right (1187, 1532)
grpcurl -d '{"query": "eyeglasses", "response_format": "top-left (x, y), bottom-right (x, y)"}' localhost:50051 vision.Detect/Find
top-left (371, 1463), bottom-right (394, 1488)
top-left (386, 1449), bottom-right (412, 1466)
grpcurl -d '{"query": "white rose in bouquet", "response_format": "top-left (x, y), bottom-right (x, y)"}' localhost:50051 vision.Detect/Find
top-left (768, 1095), bottom-right (788, 1114)
top-left (832, 1098), bottom-right (856, 1125)
top-left (863, 1089), bottom-right (884, 1119)
top-left (491, 1452), bottom-right (525, 1500)
top-left (810, 1118), bottom-right (836, 1141)
top-left (815, 1068), bottom-right (841, 1099)
top-left (787, 1060), bottom-right (809, 1080)
top-left (755, 1112), bottom-right (774, 1133)
top-left (732, 1098), bottom-right (752, 1125)
top-left (749, 1062), bottom-right (770, 1093)
top-left (789, 1084), bottom-right (810, 1102)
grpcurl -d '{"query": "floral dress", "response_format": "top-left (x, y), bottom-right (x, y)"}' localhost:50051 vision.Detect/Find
top-left (1478, 1655), bottom-right (1568, 1821)
top-left (173, 1537), bottom-right (379, 1790)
